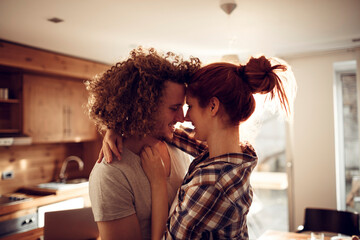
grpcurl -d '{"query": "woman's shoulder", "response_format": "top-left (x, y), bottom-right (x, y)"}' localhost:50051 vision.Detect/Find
top-left (186, 153), bottom-right (255, 187)
top-left (240, 141), bottom-right (257, 158)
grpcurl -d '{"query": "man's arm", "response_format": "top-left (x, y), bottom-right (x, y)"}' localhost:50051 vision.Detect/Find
top-left (97, 214), bottom-right (143, 240)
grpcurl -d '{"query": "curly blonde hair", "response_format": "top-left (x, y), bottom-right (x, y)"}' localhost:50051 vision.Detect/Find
top-left (86, 47), bottom-right (201, 138)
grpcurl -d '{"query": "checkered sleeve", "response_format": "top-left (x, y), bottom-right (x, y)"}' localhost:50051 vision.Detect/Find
top-left (171, 128), bottom-right (208, 158)
top-left (165, 184), bottom-right (242, 240)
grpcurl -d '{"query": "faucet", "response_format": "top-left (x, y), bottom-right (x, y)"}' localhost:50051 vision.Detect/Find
top-left (59, 156), bottom-right (84, 182)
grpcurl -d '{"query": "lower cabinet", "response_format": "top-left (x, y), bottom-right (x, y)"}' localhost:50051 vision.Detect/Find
top-left (0, 211), bottom-right (38, 238)
top-left (0, 197), bottom-right (86, 240)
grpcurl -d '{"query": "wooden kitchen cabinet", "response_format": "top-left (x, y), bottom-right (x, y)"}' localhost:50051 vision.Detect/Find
top-left (23, 74), bottom-right (97, 143)
top-left (63, 79), bottom-right (97, 142)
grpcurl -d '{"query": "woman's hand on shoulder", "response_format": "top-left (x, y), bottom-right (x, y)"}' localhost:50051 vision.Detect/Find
top-left (140, 146), bottom-right (166, 185)
top-left (97, 129), bottom-right (123, 163)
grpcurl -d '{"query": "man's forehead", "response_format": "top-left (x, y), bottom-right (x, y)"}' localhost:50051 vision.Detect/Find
top-left (163, 81), bottom-right (185, 100)
top-left (164, 81), bottom-right (185, 91)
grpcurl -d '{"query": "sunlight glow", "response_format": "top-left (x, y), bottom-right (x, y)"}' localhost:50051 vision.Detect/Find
top-left (19, 158), bottom-right (28, 170)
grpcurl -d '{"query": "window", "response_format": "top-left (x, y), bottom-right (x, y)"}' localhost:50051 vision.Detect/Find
top-left (247, 105), bottom-right (289, 239)
top-left (334, 61), bottom-right (359, 211)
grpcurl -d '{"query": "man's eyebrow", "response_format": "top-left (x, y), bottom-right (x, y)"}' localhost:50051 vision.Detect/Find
top-left (170, 103), bottom-right (183, 107)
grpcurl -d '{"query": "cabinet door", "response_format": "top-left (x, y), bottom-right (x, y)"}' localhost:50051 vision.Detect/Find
top-left (63, 80), bottom-right (97, 142)
top-left (23, 75), bottom-right (64, 143)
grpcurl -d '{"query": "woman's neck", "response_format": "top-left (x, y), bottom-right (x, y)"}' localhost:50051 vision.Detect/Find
top-left (207, 124), bottom-right (242, 159)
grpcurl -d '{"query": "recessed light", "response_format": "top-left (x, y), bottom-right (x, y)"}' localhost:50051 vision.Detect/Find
top-left (47, 17), bottom-right (64, 23)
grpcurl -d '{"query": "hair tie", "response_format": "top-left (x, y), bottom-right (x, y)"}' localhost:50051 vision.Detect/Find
top-left (237, 65), bottom-right (247, 80)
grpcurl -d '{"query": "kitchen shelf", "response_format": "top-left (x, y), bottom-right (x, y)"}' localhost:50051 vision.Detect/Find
top-left (0, 99), bottom-right (20, 104)
top-left (0, 70), bottom-right (23, 136)
top-left (0, 129), bottom-right (20, 134)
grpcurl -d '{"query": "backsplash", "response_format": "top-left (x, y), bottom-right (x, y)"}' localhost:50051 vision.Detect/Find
top-left (0, 141), bottom-right (100, 195)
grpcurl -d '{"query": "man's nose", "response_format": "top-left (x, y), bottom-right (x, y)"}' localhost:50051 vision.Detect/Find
top-left (175, 107), bottom-right (185, 123)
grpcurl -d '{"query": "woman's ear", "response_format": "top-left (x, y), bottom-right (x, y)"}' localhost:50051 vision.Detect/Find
top-left (209, 97), bottom-right (220, 117)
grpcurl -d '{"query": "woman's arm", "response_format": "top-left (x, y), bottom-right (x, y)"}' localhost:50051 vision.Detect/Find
top-left (98, 127), bottom-right (208, 163)
top-left (170, 127), bottom-right (208, 157)
top-left (140, 146), bottom-right (168, 240)
top-left (97, 129), bottom-right (123, 163)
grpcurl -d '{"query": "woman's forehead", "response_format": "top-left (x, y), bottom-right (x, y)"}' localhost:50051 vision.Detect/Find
top-left (185, 94), bottom-right (195, 104)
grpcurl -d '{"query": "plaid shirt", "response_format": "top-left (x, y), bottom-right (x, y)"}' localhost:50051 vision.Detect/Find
top-left (166, 128), bottom-right (258, 240)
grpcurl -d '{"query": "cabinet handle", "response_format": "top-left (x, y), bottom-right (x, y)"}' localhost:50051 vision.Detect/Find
top-left (63, 106), bottom-right (67, 135)
top-left (62, 106), bottom-right (72, 136)
top-left (21, 217), bottom-right (34, 226)
top-left (68, 106), bottom-right (71, 135)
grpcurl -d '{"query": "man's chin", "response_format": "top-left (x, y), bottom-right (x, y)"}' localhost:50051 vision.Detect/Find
top-left (154, 132), bottom-right (173, 142)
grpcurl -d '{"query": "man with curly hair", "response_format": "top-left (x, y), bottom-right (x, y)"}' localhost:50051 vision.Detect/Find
top-left (86, 47), bottom-right (200, 240)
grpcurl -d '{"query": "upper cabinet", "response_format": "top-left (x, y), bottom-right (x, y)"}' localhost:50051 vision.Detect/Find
top-left (23, 75), bottom-right (63, 142)
top-left (23, 74), bottom-right (97, 143)
top-left (0, 40), bottom-right (109, 143)
top-left (65, 79), bottom-right (97, 142)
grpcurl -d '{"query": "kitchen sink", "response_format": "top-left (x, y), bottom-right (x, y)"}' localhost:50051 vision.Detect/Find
top-left (36, 178), bottom-right (88, 190)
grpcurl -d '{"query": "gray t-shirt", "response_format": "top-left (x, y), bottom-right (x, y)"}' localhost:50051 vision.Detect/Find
top-left (89, 143), bottom-right (191, 240)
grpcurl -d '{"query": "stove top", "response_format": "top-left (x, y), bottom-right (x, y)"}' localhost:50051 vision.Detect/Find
top-left (0, 194), bottom-right (32, 206)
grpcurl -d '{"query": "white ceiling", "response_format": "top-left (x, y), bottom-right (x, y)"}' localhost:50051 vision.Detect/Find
top-left (1, 0), bottom-right (360, 64)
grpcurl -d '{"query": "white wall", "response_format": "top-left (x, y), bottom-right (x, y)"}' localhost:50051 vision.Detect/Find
top-left (284, 48), bottom-right (360, 230)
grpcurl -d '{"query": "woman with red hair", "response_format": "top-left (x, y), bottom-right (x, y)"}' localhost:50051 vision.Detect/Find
top-left (102, 55), bottom-right (296, 239)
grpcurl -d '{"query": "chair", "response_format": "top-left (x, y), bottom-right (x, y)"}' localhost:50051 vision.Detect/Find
top-left (297, 208), bottom-right (360, 236)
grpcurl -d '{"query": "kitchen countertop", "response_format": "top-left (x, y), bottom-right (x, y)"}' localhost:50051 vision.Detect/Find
top-left (0, 227), bottom-right (44, 240)
top-left (0, 185), bottom-right (90, 240)
top-left (0, 185), bottom-right (89, 216)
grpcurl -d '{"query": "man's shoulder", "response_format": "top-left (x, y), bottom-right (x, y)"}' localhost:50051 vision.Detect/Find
top-left (90, 148), bottom-right (142, 180)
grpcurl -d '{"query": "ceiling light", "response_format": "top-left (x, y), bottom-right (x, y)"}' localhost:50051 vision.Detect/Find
top-left (220, 0), bottom-right (237, 15)
top-left (47, 17), bottom-right (64, 23)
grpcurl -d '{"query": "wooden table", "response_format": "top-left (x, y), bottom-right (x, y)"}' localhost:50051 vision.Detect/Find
top-left (258, 230), bottom-right (331, 240)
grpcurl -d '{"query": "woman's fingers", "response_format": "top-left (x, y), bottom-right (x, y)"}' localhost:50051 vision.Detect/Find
top-left (108, 138), bottom-right (121, 161)
top-left (115, 138), bottom-right (123, 160)
top-left (101, 129), bottom-right (123, 163)
top-left (97, 148), bottom-right (104, 163)
top-left (140, 146), bottom-right (166, 183)
top-left (103, 140), bottom-right (113, 163)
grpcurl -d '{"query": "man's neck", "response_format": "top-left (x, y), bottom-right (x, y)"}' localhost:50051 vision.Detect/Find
top-left (124, 135), bottom-right (162, 155)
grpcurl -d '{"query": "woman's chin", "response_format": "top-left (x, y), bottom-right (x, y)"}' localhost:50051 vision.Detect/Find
top-left (194, 130), bottom-right (205, 141)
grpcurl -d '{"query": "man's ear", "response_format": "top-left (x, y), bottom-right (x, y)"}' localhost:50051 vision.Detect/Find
top-left (209, 97), bottom-right (220, 117)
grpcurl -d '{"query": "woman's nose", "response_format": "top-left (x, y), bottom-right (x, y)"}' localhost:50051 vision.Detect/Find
top-left (184, 112), bottom-right (190, 121)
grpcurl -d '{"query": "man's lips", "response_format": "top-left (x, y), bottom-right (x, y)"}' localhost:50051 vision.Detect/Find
top-left (168, 123), bottom-right (175, 132)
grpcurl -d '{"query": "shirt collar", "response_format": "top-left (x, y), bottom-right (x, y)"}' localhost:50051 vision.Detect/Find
top-left (187, 143), bottom-right (257, 175)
